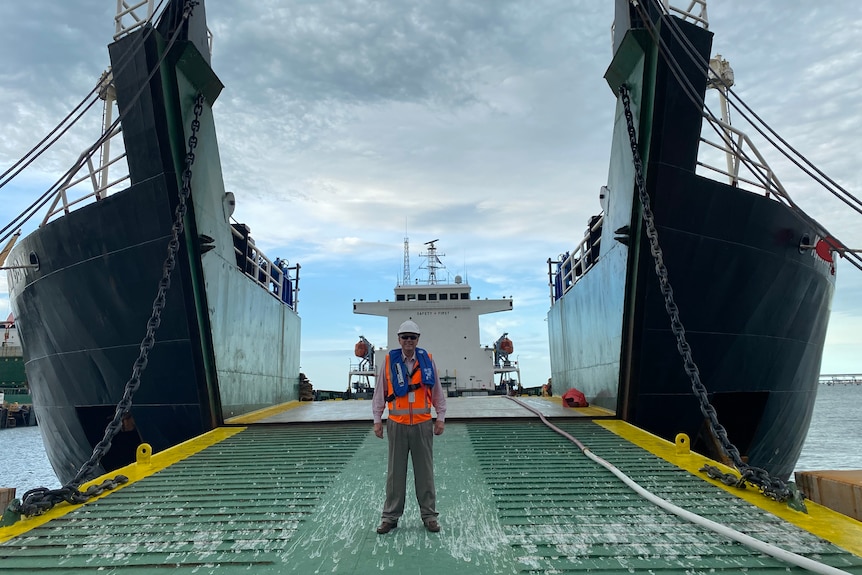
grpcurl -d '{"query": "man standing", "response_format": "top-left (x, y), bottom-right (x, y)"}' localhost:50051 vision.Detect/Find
top-left (372, 319), bottom-right (446, 534)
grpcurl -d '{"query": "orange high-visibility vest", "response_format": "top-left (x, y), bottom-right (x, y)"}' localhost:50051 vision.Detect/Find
top-left (384, 353), bottom-right (433, 425)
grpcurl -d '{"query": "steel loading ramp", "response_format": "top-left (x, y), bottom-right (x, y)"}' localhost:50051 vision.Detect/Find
top-left (1, 421), bottom-right (861, 574)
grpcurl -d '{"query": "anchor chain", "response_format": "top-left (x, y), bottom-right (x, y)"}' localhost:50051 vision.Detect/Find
top-left (618, 85), bottom-right (802, 508)
top-left (11, 91), bottom-right (207, 520)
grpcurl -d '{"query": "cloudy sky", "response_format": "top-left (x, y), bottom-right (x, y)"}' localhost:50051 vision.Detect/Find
top-left (0, 0), bottom-right (860, 392)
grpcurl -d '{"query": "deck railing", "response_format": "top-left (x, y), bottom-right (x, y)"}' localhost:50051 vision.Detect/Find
top-left (41, 121), bottom-right (129, 227)
top-left (547, 215), bottom-right (603, 303)
top-left (114, 0), bottom-right (155, 40)
top-left (697, 120), bottom-right (790, 202)
top-left (661, 0), bottom-right (708, 28)
top-left (42, 0), bottom-right (218, 228)
top-left (35, 3), bottom-right (298, 307)
top-left (114, 0), bottom-right (213, 54)
top-left (230, 224), bottom-right (300, 310)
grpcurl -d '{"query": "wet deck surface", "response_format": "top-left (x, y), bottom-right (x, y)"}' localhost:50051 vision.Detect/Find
top-left (255, 395), bottom-right (609, 423)
top-left (3, 411), bottom-right (862, 573)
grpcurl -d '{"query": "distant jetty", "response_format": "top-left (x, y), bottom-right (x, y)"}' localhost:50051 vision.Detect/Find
top-left (819, 374), bottom-right (862, 385)
top-left (1, 315), bottom-right (32, 428)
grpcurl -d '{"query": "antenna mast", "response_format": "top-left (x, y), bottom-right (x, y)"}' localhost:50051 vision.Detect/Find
top-left (421, 239), bottom-right (444, 285)
top-left (402, 237), bottom-right (410, 285)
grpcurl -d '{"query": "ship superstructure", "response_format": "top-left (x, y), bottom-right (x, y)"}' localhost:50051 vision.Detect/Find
top-left (353, 240), bottom-right (517, 394)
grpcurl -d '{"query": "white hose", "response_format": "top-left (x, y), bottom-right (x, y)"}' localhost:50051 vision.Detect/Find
top-left (507, 397), bottom-right (853, 575)
top-left (582, 448), bottom-right (852, 575)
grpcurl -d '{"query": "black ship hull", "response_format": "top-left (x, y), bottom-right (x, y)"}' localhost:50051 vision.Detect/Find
top-left (6, 1), bottom-right (301, 484)
top-left (624, 167), bottom-right (833, 480)
top-left (548, 7), bottom-right (834, 480)
top-left (9, 183), bottom-right (215, 479)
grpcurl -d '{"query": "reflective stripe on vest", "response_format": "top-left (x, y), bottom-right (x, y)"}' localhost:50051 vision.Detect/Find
top-left (385, 353), bottom-right (432, 424)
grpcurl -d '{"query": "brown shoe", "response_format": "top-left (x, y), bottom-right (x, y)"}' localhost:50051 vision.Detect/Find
top-left (424, 519), bottom-right (441, 533)
top-left (376, 521), bottom-right (397, 534)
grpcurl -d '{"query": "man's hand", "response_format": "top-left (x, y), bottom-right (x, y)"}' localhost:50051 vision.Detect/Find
top-left (374, 422), bottom-right (384, 438)
top-left (433, 420), bottom-right (445, 436)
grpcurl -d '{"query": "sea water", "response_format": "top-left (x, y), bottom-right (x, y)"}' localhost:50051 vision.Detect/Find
top-left (793, 383), bottom-right (862, 472)
top-left (1, 384), bottom-right (860, 497)
top-left (0, 425), bottom-right (61, 496)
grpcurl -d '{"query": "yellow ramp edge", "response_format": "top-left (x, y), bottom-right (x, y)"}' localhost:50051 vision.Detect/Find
top-left (0, 426), bottom-right (244, 544)
top-left (224, 400), bottom-right (302, 424)
top-left (596, 419), bottom-right (862, 557)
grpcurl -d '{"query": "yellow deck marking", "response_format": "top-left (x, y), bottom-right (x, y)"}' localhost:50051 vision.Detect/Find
top-left (0, 426), bottom-right (244, 544)
top-left (596, 419), bottom-right (862, 556)
top-left (528, 394), bottom-right (616, 417)
top-left (224, 400), bottom-right (302, 424)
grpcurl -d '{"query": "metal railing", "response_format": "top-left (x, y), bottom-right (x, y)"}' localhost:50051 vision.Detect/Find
top-left (699, 52), bottom-right (794, 205)
top-left (41, 0), bottom-right (154, 226)
top-left (114, 0), bottom-right (155, 40)
top-left (115, 0), bottom-right (213, 53)
top-left (43, 0), bottom-right (218, 227)
top-left (41, 122), bottom-right (129, 227)
top-left (37, 2), bottom-right (297, 311)
top-left (230, 225), bottom-right (300, 309)
top-left (661, 0), bottom-right (708, 28)
top-left (611, 1), bottom-right (709, 48)
top-left (547, 215), bottom-right (604, 303)
top-left (697, 117), bottom-right (791, 202)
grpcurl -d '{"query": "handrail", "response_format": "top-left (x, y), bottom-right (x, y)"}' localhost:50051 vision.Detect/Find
top-left (37, 2), bottom-right (292, 311)
top-left (114, 1), bottom-right (213, 55)
top-left (612, 1), bottom-right (709, 48)
top-left (662, 0), bottom-right (708, 28)
top-left (41, 0), bottom-right (219, 228)
top-left (40, 125), bottom-right (128, 227)
top-left (697, 116), bottom-right (792, 203)
top-left (548, 215), bottom-right (604, 303)
top-left (230, 225), bottom-right (300, 310)
top-left (114, 0), bottom-right (155, 40)
top-left (700, 54), bottom-right (794, 206)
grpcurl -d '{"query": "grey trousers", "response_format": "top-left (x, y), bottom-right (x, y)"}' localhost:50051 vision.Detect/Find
top-left (381, 419), bottom-right (438, 523)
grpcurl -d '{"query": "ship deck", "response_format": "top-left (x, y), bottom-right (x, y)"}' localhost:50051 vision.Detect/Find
top-left (2, 396), bottom-right (862, 574)
top-left (246, 394), bottom-right (613, 423)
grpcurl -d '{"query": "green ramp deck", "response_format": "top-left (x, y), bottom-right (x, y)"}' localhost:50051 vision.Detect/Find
top-left (2, 421), bottom-right (862, 574)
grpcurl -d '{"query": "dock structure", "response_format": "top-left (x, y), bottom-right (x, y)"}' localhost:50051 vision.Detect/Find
top-left (0, 491), bottom-right (13, 516)
top-left (2, 397), bottom-right (862, 574)
top-left (819, 374), bottom-right (862, 385)
top-left (795, 470), bottom-right (862, 523)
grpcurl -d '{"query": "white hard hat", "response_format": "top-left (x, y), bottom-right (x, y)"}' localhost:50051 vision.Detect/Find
top-left (397, 320), bottom-right (421, 335)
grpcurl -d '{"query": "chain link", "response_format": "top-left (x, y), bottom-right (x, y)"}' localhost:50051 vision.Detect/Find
top-left (618, 85), bottom-right (803, 508)
top-left (12, 91), bottom-right (207, 519)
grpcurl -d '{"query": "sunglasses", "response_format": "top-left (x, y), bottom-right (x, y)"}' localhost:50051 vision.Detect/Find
top-left (399, 334), bottom-right (418, 340)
